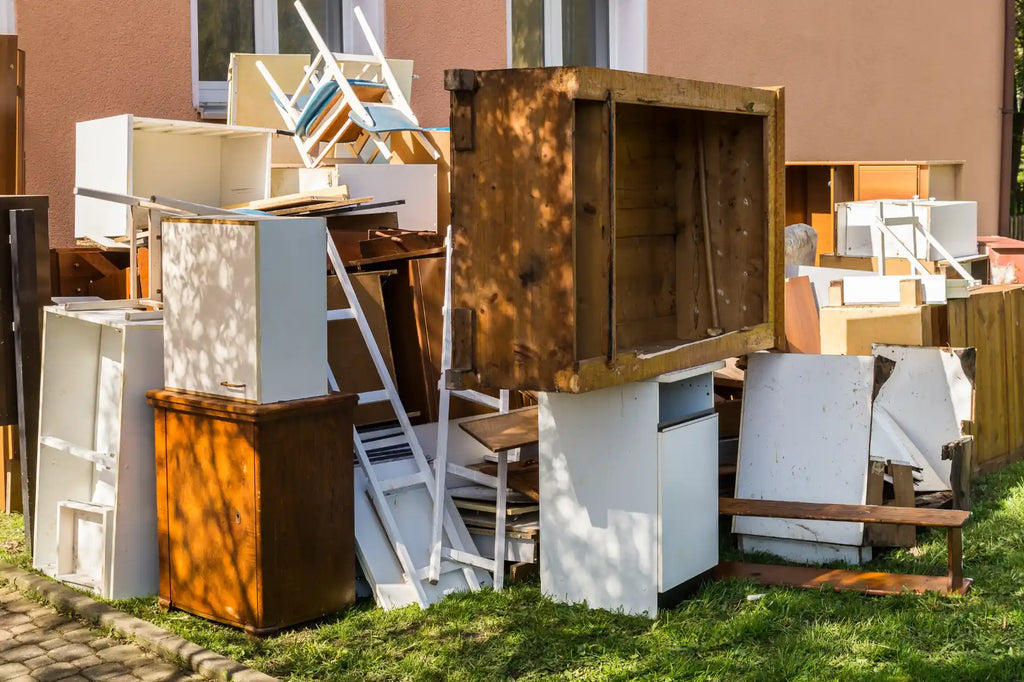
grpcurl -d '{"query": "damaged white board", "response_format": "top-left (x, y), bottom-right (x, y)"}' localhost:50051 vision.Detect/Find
top-left (735, 354), bottom-right (875, 563)
top-left (870, 344), bottom-right (975, 492)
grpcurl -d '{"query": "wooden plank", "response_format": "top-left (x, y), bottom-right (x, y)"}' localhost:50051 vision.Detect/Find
top-left (270, 195), bottom-right (372, 216)
top-left (459, 406), bottom-right (539, 453)
top-left (967, 287), bottom-right (1010, 462)
top-left (714, 561), bottom-right (972, 596)
top-left (0, 36), bottom-right (16, 194)
top-left (891, 463), bottom-right (917, 547)
top-left (246, 186), bottom-right (350, 211)
top-left (358, 232), bottom-right (444, 260)
top-left (10, 210), bottom-right (43, 549)
top-left (574, 98), bottom-right (611, 361)
top-left (784, 276), bottom-right (820, 353)
top-left (720, 497), bottom-right (970, 528)
top-left (1004, 287), bottom-right (1024, 453)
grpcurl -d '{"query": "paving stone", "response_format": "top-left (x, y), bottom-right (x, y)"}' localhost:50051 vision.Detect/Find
top-left (134, 661), bottom-right (193, 680)
top-left (0, 611), bottom-right (31, 627)
top-left (35, 661), bottom-right (84, 682)
top-left (10, 621), bottom-right (40, 635)
top-left (88, 636), bottom-right (120, 651)
top-left (0, 661), bottom-right (30, 677)
top-left (70, 653), bottom-right (103, 670)
top-left (34, 613), bottom-right (73, 629)
top-left (81, 662), bottom-right (140, 681)
top-left (3, 642), bottom-right (47, 661)
top-left (96, 643), bottom-right (145, 663)
top-left (16, 627), bottom-right (52, 644)
top-left (28, 606), bottom-right (56, 617)
top-left (24, 652), bottom-right (56, 670)
top-left (49, 642), bottom-right (95, 662)
top-left (65, 628), bottom-right (102, 644)
top-left (41, 636), bottom-right (71, 650)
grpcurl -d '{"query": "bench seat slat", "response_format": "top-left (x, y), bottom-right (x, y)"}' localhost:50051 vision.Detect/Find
top-left (720, 497), bottom-right (969, 528)
top-left (715, 561), bottom-right (972, 596)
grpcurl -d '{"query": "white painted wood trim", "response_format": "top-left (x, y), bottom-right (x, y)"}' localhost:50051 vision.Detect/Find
top-left (609, 0), bottom-right (646, 71)
top-left (0, 0), bottom-right (15, 33)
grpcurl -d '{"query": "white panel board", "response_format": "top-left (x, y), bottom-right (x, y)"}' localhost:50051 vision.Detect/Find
top-left (735, 353), bottom-right (874, 548)
top-left (871, 345), bottom-right (973, 492)
top-left (257, 218), bottom-right (328, 403)
top-left (75, 115), bottom-right (132, 240)
top-left (795, 265), bottom-right (874, 310)
top-left (841, 274), bottom-right (947, 305)
top-left (659, 413), bottom-right (719, 591)
top-left (335, 164), bottom-right (438, 231)
top-left (739, 535), bottom-right (872, 565)
top-left (539, 383), bottom-right (660, 616)
top-left (162, 220), bottom-right (260, 402)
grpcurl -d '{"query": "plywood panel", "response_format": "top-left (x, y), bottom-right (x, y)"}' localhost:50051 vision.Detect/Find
top-left (819, 305), bottom-right (939, 355)
top-left (735, 354), bottom-right (874, 548)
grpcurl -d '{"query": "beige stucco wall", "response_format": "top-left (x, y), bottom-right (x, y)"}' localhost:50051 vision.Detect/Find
top-left (15, 0), bottom-right (196, 246)
top-left (649, 0), bottom-right (1007, 235)
top-left (385, 0), bottom-right (507, 129)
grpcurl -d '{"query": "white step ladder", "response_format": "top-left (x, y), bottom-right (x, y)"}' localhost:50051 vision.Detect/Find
top-left (428, 231), bottom-right (520, 590)
top-left (325, 229), bottom-right (492, 608)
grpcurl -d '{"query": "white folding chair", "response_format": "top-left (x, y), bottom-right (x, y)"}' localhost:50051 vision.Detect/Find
top-left (256, 1), bottom-right (440, 167)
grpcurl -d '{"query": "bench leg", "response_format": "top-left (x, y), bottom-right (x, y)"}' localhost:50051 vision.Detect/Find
top-left (947, 527), bottom-right (964, 593)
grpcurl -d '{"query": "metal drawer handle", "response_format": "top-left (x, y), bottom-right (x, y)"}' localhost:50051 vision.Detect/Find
top-left (220, 381), bottom-right (246, 389)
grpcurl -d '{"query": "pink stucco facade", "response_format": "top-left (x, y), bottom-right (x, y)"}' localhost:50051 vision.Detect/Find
top-left (13, 1), bottom-right (1009, 244)
top-left (15, 0), bottom-right (197, 246)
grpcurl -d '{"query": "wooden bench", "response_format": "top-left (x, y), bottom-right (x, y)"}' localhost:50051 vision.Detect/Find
top-left (717, 498), bottom-right (971, 595)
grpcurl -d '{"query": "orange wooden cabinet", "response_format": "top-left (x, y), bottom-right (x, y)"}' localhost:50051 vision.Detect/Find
top-left (146, 389), bottom-right (357, 636)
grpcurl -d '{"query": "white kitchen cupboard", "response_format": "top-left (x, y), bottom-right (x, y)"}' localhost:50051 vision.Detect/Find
top-left (74, 115), bottom-right (277, 240)
top-left (836, 199), bottom-right (978, 261)
top-left (538, 362), bottom-right (722, 617)
top-left (161, 216), bottom-right (328, 404)
top-left (33, 307), bottom-right (163, 599)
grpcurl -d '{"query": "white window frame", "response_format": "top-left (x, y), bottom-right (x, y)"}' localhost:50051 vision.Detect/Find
top-left (190, 0), bottom-right (384, 117)
top-left (505, 0), bottom-right (646, 72)
top-left (0, 0), bottom-right (15, 34)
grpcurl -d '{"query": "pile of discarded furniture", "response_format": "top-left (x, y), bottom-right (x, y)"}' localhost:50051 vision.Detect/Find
top-left (0, 1), bottom-right (1005, 629)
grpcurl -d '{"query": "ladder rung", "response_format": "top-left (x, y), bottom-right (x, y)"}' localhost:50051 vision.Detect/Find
top-left (357, 389), bottom-right (390, 405)
top-left (379, 470), bottom-right (429, 494)
top-left (452, 389), bottom-right (501, 410)
top-left (327, 308), bottom-right (355, 321)
top-left (412, 560), bottom-right (463, 582)
top-left (447, 462), bottom-right (499, 488)
top-left (442, 546), bottom-right (493, 572)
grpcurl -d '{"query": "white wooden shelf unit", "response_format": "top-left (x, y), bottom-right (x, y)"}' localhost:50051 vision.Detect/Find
top-left (32, 307), bottom-right (164, 599)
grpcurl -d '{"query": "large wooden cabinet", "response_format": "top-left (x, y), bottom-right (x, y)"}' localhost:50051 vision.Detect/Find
top-left (445, 67), bottom-right (784, 393)
top-left (147, 389), bottom-right (357, 635)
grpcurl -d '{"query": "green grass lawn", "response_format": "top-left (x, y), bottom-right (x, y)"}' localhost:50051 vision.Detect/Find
top-left (3, 461), bottom-right (1024, 681)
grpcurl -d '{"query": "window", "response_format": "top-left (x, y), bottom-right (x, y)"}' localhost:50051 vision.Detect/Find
top-left (190, 0), bottom-right (382, 118)
top-left (507, 0), bottom-right (645, 72)
top-left (0, 0), bottom-right (14, 34)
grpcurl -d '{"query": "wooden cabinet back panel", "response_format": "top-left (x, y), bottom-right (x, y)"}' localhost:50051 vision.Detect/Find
top-left (165, 411), bottom-right (259, 625)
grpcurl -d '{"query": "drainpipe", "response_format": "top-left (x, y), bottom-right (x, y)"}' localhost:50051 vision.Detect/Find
top-left (1000, 0), bottom-right (1014, 236)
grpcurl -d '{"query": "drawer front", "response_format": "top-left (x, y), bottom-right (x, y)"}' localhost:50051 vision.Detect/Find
top-left (658, 413), bottom-right (719, 591)
top-left (164, 411), bottom-right (259, 626)
top-left (163, 221), bottom-right (259, 402)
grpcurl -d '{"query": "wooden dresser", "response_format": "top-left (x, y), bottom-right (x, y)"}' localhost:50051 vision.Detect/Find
top-left (146, 389), bottom-right (356, 635)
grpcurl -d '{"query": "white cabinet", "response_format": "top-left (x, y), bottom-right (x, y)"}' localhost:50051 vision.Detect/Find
top-left (33, 307), bottom-right (164, 599)
top-left (837, 199), bottom-right (978, 260)
top-left (539, 362), bottom-right (722, 617)
top-left (161, 216), bottom-right (328, 404)
top-left (75, 115), bottom-right (276, 240)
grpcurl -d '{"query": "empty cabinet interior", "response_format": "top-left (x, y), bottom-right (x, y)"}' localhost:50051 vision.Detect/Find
top-left (447, 67), bottom-right (784, 393)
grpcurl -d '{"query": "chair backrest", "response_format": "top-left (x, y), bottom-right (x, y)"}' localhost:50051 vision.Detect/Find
top-left (352, 6), bottom-right (419, 126)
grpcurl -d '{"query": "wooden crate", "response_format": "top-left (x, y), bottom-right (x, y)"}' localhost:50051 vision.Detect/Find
top-left (147, 389), bottom-right (357, 635)
top-left (445, 67), bottom-right (785, 393)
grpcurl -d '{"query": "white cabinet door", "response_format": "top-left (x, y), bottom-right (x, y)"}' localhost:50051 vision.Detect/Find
top-left (163, 220), bottom-right (260, 402)
top-left (658, 413), bottom-right (719, 591)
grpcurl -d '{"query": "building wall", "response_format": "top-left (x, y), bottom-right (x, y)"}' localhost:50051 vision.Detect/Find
top-left (651, 0), bottom-right (1006, 235)
top-left (15, 0), bottom-right (196, 246)
top-left (384, 0), bottom-right (507, 129)
top-left (14, 1), bottom-right (1007, 243)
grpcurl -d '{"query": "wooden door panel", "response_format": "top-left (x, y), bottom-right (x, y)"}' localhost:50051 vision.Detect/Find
top-left (165, 412), bottom-right (258, 625)
top-left (858, 165), bottom-right (919, 201)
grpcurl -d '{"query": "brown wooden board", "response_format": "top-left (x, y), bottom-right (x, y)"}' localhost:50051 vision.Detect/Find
top-left (459, 406), bottom-right (539, 453)
top-left (447, 67), bottom-right (783, 393)
top-left (784, 276), bottom-right (820, 353)
top-left (819, 304), bottom-right (941, 356)
top-left (10, 209), bottom-right (46, 550)
top-left (714, 562), bottom-right (971, 596)
top-left (719, 497), bottom-right (969, 527)
top-left (966, 286), bottom-right (1010, 463)
top-left (0, 37), bottom-right (16, 194)
top-left (328, 272), bottom-right (398, 425)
